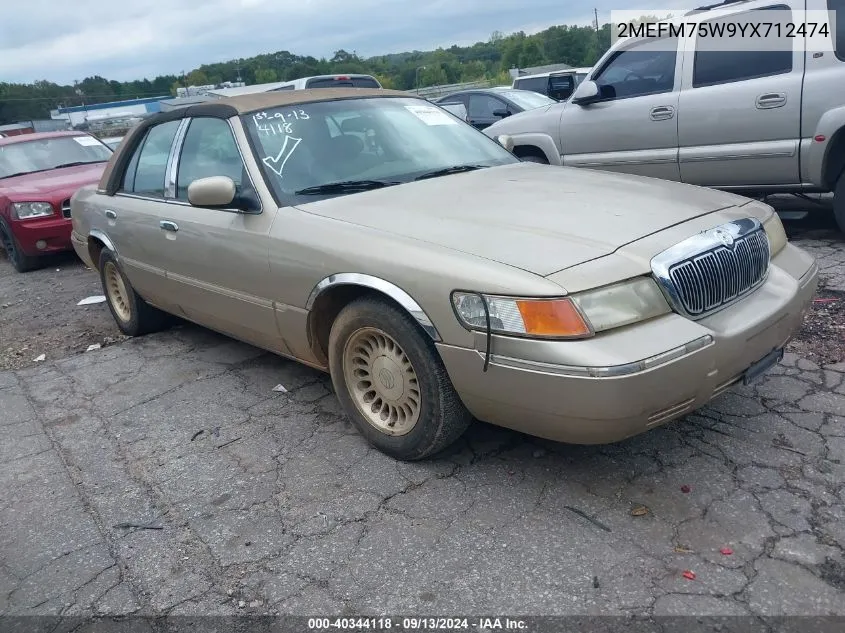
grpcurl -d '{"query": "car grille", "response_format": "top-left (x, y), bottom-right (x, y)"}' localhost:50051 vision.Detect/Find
top-left (651, 218), bottom-right (770, 319)
top-left (61, 199), bottom-right (72, 219)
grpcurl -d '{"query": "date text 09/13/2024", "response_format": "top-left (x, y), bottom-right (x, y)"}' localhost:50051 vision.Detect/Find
top-left (307, 617), bottom-right (529, 631)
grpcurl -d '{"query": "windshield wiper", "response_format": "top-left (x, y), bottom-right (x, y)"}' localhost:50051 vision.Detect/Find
top-left (294, 180), bottom-right (400, 195)
top-left (52, 161), bottom-right (101, 169)
top-left (414, 164), bottom-right (486, 181)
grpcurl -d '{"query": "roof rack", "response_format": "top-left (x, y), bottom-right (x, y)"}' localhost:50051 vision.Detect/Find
top-left (685, 0), bottom-right (753, 16)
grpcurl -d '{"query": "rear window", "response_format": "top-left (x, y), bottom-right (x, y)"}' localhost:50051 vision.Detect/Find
top-left (512, 77), bottom-right (549, 94)
top-left (305, 77), bottom-right (381, 89)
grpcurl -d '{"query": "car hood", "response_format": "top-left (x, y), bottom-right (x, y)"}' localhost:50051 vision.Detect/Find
top-left (0, 162), bottom-right (106, 200)
top-left (295, 162), bottom-right (751, 277)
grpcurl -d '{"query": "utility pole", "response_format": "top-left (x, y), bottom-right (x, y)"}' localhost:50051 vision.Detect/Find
top-left (594, 7), bottom-right (599, 31)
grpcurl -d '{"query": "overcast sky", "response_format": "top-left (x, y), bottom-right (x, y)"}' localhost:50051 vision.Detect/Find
top-left (0, 0), bottom-right (686, 85)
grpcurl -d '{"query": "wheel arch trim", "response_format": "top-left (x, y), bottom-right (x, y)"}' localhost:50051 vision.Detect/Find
top-left (88, 229), bottom-right (118, 258)
top-left (306, 273), bottom-right (441, 341)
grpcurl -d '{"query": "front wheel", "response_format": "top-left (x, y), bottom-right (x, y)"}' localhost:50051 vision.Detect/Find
top-left (99, 249), bottom-right (169, 336)
top-left (328, 297), bottom-right (472, 461)
top-left (834, 172), bottom-right (845, 234)
top-left (0, 223), bottom-right (41, 273)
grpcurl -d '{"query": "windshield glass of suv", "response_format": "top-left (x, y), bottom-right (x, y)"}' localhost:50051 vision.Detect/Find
top-left (0, 136), bottom-right (112, 179)
top-left (501, 90), bottom-right (556, 110)
top-left (244, 97), bottom-right (519, 201)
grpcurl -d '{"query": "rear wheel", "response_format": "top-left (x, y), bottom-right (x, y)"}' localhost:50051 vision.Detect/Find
top-left (835, 172), bottom-right (845, 233)
top-left (328, 297), bottom-right (472, 461)
top-left (99, 249), bottom-right (169, 336)
top-left (518, 152), bottom-right (549, 164)
top-left (0, 223), bottom-right (41, 273)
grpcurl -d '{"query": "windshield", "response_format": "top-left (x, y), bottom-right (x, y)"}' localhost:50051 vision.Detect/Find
top-left (500, 90), bottom-right (556, 110)
top-left (0, 135), bottom-right (112, 179)
top-left (244, 96), bottom-right (518, 202)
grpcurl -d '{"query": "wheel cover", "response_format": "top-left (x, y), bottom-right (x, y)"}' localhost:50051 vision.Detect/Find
top-left (342, 327), bottom-right (421, 436)
top-left (104, 261), bottom-right (131, 323)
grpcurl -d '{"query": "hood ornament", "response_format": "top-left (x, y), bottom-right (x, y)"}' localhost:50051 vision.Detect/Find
top-left (712, 227), bottom-right (735, 248)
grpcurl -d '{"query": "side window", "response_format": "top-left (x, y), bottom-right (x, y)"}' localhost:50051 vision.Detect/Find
top-left (513, 77), bottom-right (548, 94)
top-left (468, 94), bottom-right (508, 119)
top-left (122, 120), bottom-right (181, 197)
top-left (830, 0), bottom-right (844, 60)
top-left (175, 118), bottom-right (244, 200)
top-left (594, 38), bottom-right (678, 99)
top-left (548, 74), bottom-right (575, 101)
top-left (692, 8), bottom-right (793, 87)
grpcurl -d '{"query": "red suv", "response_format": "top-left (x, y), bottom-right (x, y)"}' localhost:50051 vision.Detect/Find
top-left (0, 131), bottom-right (112, 272)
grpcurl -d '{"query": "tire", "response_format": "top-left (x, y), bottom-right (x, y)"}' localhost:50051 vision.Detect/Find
top-left (328, 297), bottom-right (472, 461)
top-left (835, 172), bottom-right (845, 234)
top-left (0, 222), bottom-right (41, 273)
top-left (99, 249), bottom-right (168, 336)
top-left (519, 154), bottom-right (548, 164)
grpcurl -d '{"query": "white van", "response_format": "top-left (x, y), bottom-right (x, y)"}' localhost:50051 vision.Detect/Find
top-left (273, 74), bottom-right (382, 91)
top-left (512, 68), bottom-right (591, 101)
top-left (210, 74), bottom-right (383, 98)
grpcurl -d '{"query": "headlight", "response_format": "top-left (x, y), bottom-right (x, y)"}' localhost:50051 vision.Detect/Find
top-left (451, 293), bottom-right (593, 339)
top-left (763, 211), bottom-right (787, 256)
top-left (570, 276), bottom-right (671, 332)
top-left (12, 202), bottom-right (54, 219)
top-left (451, 277), bottom-right (670, 339)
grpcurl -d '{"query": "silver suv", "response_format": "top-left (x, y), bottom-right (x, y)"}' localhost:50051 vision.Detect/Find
top-left (484, 0), bottom-right (845, 231)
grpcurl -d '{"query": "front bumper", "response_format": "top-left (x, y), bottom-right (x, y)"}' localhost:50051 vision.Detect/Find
top-left (11, 216), bottom-right (73, 256)
top-left (436, 243), bottom-right (819, 445)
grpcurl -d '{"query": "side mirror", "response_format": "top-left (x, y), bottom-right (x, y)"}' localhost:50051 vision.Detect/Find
top-left (492, 108), bottom-right (512, 118)
top-left (496, 134), bottom-right (515, 152)
top-left (570, 80), bottom-right (601, 106)
top-left (187, 176), bottom-right (236, 208)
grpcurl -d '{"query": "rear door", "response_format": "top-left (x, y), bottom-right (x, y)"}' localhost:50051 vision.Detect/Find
top-left (677, 4), bottom-right (803, 187)
top-left (109, 119), bottom-right (183, 310)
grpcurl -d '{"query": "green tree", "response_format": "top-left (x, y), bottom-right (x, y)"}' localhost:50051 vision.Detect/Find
top-left (186, 70), bottom-right (209, 86)
top-left (254, 67), bottom-right (278, 83)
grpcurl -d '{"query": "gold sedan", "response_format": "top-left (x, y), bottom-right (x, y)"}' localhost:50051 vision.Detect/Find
top-left (70, 88), bottom-right (818, 460)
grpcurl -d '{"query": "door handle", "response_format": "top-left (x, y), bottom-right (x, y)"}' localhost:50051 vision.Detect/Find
top-left (649, 106), bottom-right (675, 121)
top-left (104, 209), bottom-right (117, 220)
top-left (756, 93), bottom-right (786, 109)
top-left (159, 220), bottom-right (179, 232)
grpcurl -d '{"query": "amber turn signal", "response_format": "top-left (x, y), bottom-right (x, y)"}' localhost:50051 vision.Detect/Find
top-left (515, 299), bottom-right (592, 338)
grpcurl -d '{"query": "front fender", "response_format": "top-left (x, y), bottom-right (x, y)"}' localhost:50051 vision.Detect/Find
top-left (510, 133), bottom-right (563, 166)
top-left (306, 273), bottom-right (441, 341)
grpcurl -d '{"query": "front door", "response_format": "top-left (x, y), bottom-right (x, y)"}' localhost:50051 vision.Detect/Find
top-left (150, 116), bottom-right (285, 352)
top-left (467, 93), bottom-right (511, 130)
top-left (676, 5), bottom-right (803, 187)
top-left (559, 37), bottom-right (683, 181)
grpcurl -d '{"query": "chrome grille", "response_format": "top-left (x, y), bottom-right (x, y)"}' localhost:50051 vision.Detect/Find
top-left (651, 218), bottom-right (770, 320)
top-left (61, 199), bottom-right (72, 219)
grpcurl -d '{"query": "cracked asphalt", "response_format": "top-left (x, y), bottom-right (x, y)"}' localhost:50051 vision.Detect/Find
top-left (1, 210), bottom-right (844, 619)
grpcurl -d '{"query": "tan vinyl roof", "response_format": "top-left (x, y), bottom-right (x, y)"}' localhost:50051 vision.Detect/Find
top-left (220, 88), bottom-right (412, 113)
